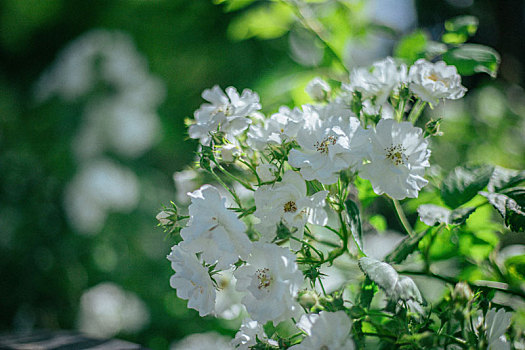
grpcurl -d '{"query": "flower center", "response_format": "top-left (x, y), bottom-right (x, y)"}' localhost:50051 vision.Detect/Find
top-left (385, 144), bottom-right (407, 165)
top-left (214, 104), bottom-right (233, 117)
top-left (284, 201), bottom-right (297, 213)
top-left (314, 136), bottom-right (337, 154)
top-left (427, 73), bottom-right (449, 86)
top-left (255, 268), bottom-right (273, 291)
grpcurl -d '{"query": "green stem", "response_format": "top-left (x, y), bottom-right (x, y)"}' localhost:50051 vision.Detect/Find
top-left (407, 99), bottom-right (427, 123)
top-left (396, 97), bottom-right (407, 122)
top-left (213, 160), bottom-right (254, 191)
top-left (390, 197), bottom-right (414, 237)
top-left (209, 168), bottom-right (243, 208)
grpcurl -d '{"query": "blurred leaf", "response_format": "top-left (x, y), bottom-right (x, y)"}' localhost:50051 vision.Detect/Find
top-left (442, 16), bottom-right (479, 44)
top-left (213, 0), bottom-right (256, 12)
top-left (227, 2), bottom-right (294, 40)
top-left (358, 277), bottom-right (378, 309)
top-left (441, 164), bottom-right (494, 209)
top-left (443, 44), bottom-right (501, 78)
top-left (480, 190), bottom-right (525, 232)
top-left (369, 214), bottom-right (387, 232)
top-left (394, 30), bottom-right (428, 64)
top-left (355, 176), bottom-right (379, 208)
top-left (505, 255), bottom-right (525, 280)
top-left (345, 198), bottom-right (363, 252)
top-left (385, 228), bottom-right (430, 264)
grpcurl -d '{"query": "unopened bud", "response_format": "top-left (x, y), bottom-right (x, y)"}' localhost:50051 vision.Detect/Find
top-left (452, 281), bottom-right (473, 302)
top-left (299, 290), bottom-right (319, 309)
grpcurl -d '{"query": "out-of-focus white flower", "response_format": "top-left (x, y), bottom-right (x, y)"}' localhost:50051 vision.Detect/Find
top-left (189, 86), bottom-right (260, 144)
top-left (171, 332), bottom-right (233, 350)
top-left (180, 185), bottom-right (252, 269)
top-left (234, 242), bottom-right (303, 324)
top-left (305, 77), bottom-right (331, 101)
top-left (77, 282), bottom-right (150, 338)
top-left (288, 116), bottom-right (369, 184)
top-left (254, 171), bottom-right (328, 246)
top-left (214, 269), bottom-right (244, 320)
top-left (362, 99), bottom-right (395, 119)
top-left (289, 311), bottom-right (354, 350)
top-left (408, 59), bottom-right (467, 105)
top-left (485, 308), bottom-right (512, 350)
top-left (167, 245), bottom-right (216, 317)
top-left (173, 168), bottom-right (198, 205)
top-left (360, 119), bottom-right (430, 199)
top-left (256, 163), bottom-right (278, 183)
top-left (231, 318), bottom-right (277, 349)
top-left (344, 57), bottom-right (407, 105)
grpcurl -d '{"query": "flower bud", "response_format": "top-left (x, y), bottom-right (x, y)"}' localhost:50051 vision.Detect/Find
top-left (299, 290), bottom-right (319, 310)
top-left (452, 281), bottom-right (473, 303)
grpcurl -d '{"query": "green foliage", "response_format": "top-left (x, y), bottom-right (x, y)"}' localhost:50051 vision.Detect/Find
top-left (227, 2), bottom-right (294, 40)
top-left (443, 44), bottom-right (501, 78)
top-left (441, 164), bottom-right (494, 209)
top-left (394, 30), bottom-right (428, 64)
top-left (345, 198), bottom-right (363, 251)
top-left (442, 15), bottom-right (479, 44)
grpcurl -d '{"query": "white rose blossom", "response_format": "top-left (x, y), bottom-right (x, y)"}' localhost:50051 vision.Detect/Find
top-left (288, 116), bottom-right (369, 184)
top-left (344, 56), bottom-right (407, 105)
top-left (408, 59), bottom-right (467, 104)
top-left (189, 85), bottom-right (261, 144)
top-left (234, 242), bottom-right (303, 324)
top-left (180, 184), bottom-right (252, 269)
top-left (255, 163), bottom-right (278, 183)
top-left (247, 106), bottom-right (303, 151)
top-left (231, 318), bottom-right (278, 349)
top-left (289, 311), bottom-right (355, 350)
top-left (254, 170), bottom-right (328, 247)
top-left (167, 245), bottom-right (216, 317)
top-left (359, 118), bottom-right (430, 199)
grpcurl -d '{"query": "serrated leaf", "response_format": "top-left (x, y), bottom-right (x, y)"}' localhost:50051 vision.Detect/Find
top-left (345, 199), bottom-right (363, 251)
top-left (488, 166), bottom-right (525, 192)
top-left (449, 207), bottom-right (476, 225)
top-left (385, 228), bottom-right (429, 264)
top-left (480, 190), bottom-right (525, 232)
top-left (441, 164), bottom-right (494, 209)
top-left (394, 30), bottom-right (428, 64)
top-left (358, 257), bottom-right (422, 303)
top-left (443, 44), bottom-right (501, 78)
top-left (417, 204), bottom-right (450, 226)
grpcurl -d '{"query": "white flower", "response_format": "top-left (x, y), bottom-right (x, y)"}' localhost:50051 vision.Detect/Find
top-left (289, 311), bottom-right (354, 350)
top-left (220, 143), bottom-right (241, 163)
top-left (254, 171), bottom-right (328, 246)
top-left (167, 245), bottom-right (216, 317)
top-left (256, 163), bottom-right (278, 183)
top-left (344, 57), bottom-right (407, 105)
top-left (408, 59), bottom-right (467, 104)
top-left (171, 332), bottom-right (233, 350)
top-left (180, 185), bottom-right (252, 269)
top-left (288, 116), bottom-right (369, 184)
top-left (214, 269), bottom-right (244, 320)
top-left (189, 85), bottom-right (261, 144)
top-left (246, 106), bottom-right (303, 151)
top-left (359, 119), bottom-right (430, 199)
top-left (231, 318), bottom-right (277, 349)
top-left (234, 242), bottom-right (303, 324)
top-left (305, 77), bottom-right (331, 101)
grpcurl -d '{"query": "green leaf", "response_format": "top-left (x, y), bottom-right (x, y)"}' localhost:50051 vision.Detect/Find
top-left (345, 198), bottom-right (363, 251)
top-left (385, 228), bottom-right (429, 264)
top-left (394, 30), bottom-right (428, 64)
top-left (488, 166), bottom-right (525, 192)
top-left (443, 44), bottom-right (501, 78)
top-left (480, 190), bottom-right (525, 232)
top-left (227, 2), bottom-right (294, 40)
top-left (505, 255), bottom-right (525, 280)
top-left (442, 16), bottom-right (479, 44)
top-left (441, 164), bottom-right (494, 209)
top-left (358, 277), bottom-right (378, 309)
top-left (449, 207), bottom-right (476, 225)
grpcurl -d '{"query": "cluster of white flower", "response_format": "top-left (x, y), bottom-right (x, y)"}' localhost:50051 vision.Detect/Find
top-left (161, 57), bottom-right (474, 348)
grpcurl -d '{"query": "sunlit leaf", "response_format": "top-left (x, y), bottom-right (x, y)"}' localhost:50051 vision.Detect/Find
top-left (385, 228), bottom-right (429, 264)
top-left (441, 164), bottom-right (494, 209)
top-left (443, 44), bottom-right (500, 78)
top-left (442, 16), bottom-right (479, 44)
top-left (394, 30), bottom-right (428, 64)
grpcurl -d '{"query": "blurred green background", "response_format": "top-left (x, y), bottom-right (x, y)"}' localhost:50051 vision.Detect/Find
top-left (0, 0), bottom-right (524, 349)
